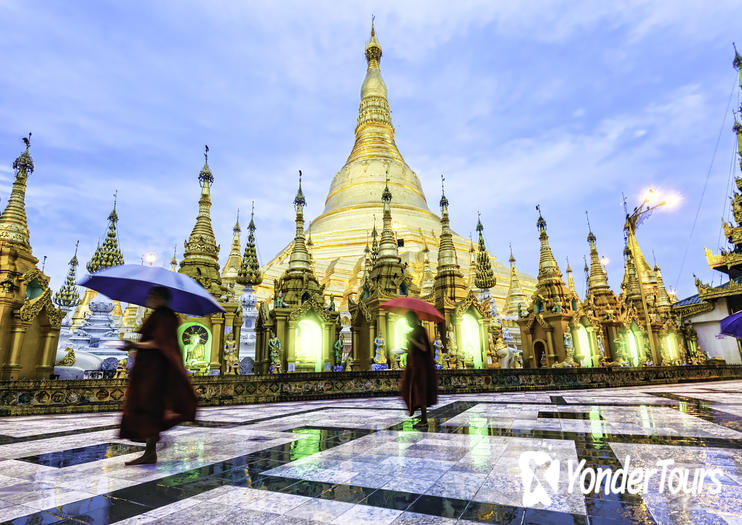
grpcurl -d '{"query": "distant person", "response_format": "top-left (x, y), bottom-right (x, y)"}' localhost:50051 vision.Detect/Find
top-left (399, 310), bottom-right (438, 426)
top-left (120, 286), bottom-right (197, 464)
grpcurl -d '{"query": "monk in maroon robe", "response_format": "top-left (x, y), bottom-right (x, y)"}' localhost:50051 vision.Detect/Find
top-left (120, 286), bottom-right (197, 465)
top-left (399, 310), bottom-right (438, 426)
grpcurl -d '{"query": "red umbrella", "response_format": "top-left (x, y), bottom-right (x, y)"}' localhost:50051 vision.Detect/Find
top-left (379, 297), bottom-right (445, 323)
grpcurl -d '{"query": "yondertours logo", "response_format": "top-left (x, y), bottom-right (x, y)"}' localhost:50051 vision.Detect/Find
top-left (519, 451), bottom-right (724, 506)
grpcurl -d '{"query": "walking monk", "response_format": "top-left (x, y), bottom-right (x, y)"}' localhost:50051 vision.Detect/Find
top-left (120, 286), bottom-right (197, 464)
top-left (399, 310), bottom-right (438, 427)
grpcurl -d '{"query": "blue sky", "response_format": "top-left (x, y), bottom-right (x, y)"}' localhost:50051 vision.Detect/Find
top-left (1, 1), bottom-right (741, 300)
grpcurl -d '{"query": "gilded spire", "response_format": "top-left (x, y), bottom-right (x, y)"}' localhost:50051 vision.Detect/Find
top-left (170, 246), bottom-right (178, 271)
top-left (375, 176), bottom-right (400, 263)
top-left (436, 175), bottom-right (458, 269)
top-left (533, 205), bottom-right (569, 307)
top-left (654, 261), bottom-right (672, 310)
top-left (503, 244), bottom-right (528, 317)
top-left (474, 211), bottom-right (496, 290)
top-left (288, 171), bottom-right (311, 272)
top-left (566, 258), bottom-right (578, 297)
top-left (222, 209), bottom-right (243, 281)
top-left (346, 20), bottom-right (404, 164)
top-left (54, 241), bottom-right (82, 309)
top-left (237, 201), bottom-right (262, 286)
top-left (433, 175), bottom-right (467, 304)
top-left (621, 244), bottom-right (642, 307)
top-left (370, 216), bottom-right (379, 263)
top-left (0, 133), bottom-right (34, 247)
top-left (180, 146), bottom-right (222, 291)
top-left (586, 212), bottom-right (610, 293)
top-left (86, 192), bottom-right (125, 273)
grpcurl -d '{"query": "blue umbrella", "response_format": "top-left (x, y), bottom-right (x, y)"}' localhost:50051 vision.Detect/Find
top-left (719, 311), bottom-right (742, 339)
top-left (78, 264), bottom-right (224, 316)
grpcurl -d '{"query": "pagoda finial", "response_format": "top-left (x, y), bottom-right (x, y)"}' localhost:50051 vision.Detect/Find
top-left (509, 241), bottom-right (515, 263)
top-left (536, 204), bottom-right (546, 232)
top-left (0, 133), bottom-right (35, 247)
top-left (54, 240), bottom-right (82, 309)
top-left (294, 170), bottom-right (306, 208)
top-left (473, 213), bottom-right (495, 290)
top-left (439, 174), bottom-right (448, 210)
top-left (234, 209), bottom-right (241, 233)
top-left (733, 42), bottom-right (741, 70)
top-left (238, 202), bottom-right (263, 286)
top-left (382, 171), bottom-right (392, 203)
top-left (170, 245), bottom-right (178, 271)
top-left (586, 210), bottom-right (596, 243)
top-left (199, 145), bottom-right (213, 186)
top-left (86, 193), bottom-right (125, 273)
top-left (365, 15), bottom-right (382, 68)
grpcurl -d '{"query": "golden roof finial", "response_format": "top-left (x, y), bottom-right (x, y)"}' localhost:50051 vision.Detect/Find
top-left (0, 133), bottom-right (35, 248)
top-left (238, 201), bottom-right (262, 286)
top-left (365, 15), bottom-right (382, 68)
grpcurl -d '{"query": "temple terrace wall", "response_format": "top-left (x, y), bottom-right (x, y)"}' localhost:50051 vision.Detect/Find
top-left (0, 365), bottom-right (740, 416)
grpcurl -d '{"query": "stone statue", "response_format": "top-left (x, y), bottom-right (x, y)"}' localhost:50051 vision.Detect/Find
top-left (446, 327), bottom-right (458, 360)
top-left (497, 347), bottom-right (515, 368)
top-left (563, 332), bottom-right (573, 351)
top-left (433, 338), bottom-right (443, 368)
top-left (224, 335), bottom-right (240, 375)
top-left (596, 334), bottom-right (605, 356)
top-left (334, 338), bottom-right (343, 367)
top-left (328, 295), bottom-right (336, 311)
top-left (373, 335), bottom-right (387, 365)
top-left (274, 292), bottom-right (286, 308)
top-left (268, 332), bottom-right (283, 374)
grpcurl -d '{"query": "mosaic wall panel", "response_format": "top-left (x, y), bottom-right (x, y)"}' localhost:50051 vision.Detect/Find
top-left (0, 364), bottom-right (740, 415)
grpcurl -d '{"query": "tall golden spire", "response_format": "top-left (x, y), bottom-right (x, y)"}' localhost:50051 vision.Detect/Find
top-left (503, 244), bottom-right (528, 316)
top-left (221, 209), bottom-right (243, 281)
top-left (0, 134), bottom-right (34, 248)
top-left (345, 19), bottom-right (404, 164)
top-left (54, 241), bottom-right (82, 309)
top-left (237, 202), bottom-right (263, 287)
top-left (86, 192), bottom-right (125, 273)
top-left (654, 261), bottom-right (672, 312)
top-left (566, 259), bottom-right (578, 297)
top-left (433, 175), bottom-right (467, 304)
top-left (179, 145), bottom-right (222, 292)
top-left (533, 206), bottom-right (569, 307)
top-left (275, 171), bottom-right (323, 305)
top-left (474, 212), bottom-right (496, 290)
top-left (375, 176), bottom-right (401, 263)
top-left (170, 246), bottom-right (178, 271)
top-left (621, 244), bottom-right (642, 307)
top-left (436, 175), bottom-right (458, 269)
top-left (288, 170), bottom-right (311, 272)
top-left (585, 213), bottom-right (610, 294)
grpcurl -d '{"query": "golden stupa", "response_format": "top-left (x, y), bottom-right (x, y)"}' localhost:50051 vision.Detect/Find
top-left (257, 23), bottom-right (536, 310)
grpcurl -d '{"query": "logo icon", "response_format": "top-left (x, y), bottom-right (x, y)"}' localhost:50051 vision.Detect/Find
top-left (519, 451), bottom-right (560, 506)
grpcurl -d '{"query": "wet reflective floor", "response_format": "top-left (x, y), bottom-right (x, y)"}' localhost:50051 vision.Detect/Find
top-left (0, 379), bottom-right (740, 524)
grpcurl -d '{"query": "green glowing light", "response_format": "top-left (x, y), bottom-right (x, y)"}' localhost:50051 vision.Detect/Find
top-left (291, 428), bottom-right (324, 460)
top-left (576, 325), bottom-right (592, 367)
top-left (394, 316), bottom-right (413, 351)
top-left (296, 318), bottom-right (322, 372)
top-left (589, 408), bottom-right (603, 440)
top-left (664, 334), bottom-right (676, 361)
top-left (461, 313), bottom-right (482, 369)
top-left (627, 329), bottom-right (640, 366)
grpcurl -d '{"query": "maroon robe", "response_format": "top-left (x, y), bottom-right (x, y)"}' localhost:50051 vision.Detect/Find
top-left (119, 306), bottom-right (197, 442)
top-left (399, 324), bottom-right (438, 416)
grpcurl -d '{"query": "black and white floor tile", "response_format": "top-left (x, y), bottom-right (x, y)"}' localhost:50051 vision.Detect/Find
top-left (0, 380), bottom-right (740, 524)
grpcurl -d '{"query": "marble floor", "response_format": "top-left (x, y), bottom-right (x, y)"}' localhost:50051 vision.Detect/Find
top-left (0, 380), bottom-right (740, 524)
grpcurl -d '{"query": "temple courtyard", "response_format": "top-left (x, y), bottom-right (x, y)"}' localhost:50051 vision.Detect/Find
top-left (0, 380), bottom-right (740, 524)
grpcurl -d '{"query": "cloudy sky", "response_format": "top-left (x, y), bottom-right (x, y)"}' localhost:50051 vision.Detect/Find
top-left (1, 1), bottom-right (741, 300)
